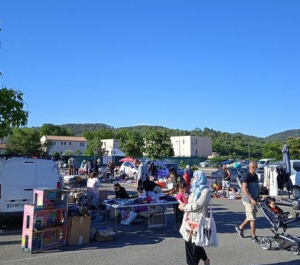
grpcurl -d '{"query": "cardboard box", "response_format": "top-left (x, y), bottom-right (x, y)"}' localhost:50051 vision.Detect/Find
top-left (150, 214), bottom-right (164, 225)
top-left (68, 195), bottom-right (75, 204)
top-left (95, 226), bottom-right (115, 242)
top-left (67, 216), bottom-right (91, 245)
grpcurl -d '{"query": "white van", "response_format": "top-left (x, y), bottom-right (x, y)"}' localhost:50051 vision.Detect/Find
top-left (0, 158), bottom-right (62, 222)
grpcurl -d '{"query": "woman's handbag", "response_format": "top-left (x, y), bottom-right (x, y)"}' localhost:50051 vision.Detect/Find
top-left (195, 200), bottom-right (218, 247)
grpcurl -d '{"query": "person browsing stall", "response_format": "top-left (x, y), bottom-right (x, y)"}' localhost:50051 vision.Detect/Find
top-left (87, 172), bottom-right (101, 203)
top-left (222, 165), bottom-right (231, 197)
top-left (114, 183), bottom-right (130, 199)
top-left (178, 171), bottom-right (211, 265)
top-left (164, 167), bottom-right (185, 196)
top-left (235, 162), bottom-right (260, 244)
top-left (134, 159), bottom-right (148, 194)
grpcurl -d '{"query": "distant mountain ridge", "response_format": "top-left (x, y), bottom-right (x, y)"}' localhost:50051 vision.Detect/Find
top-left (59, 123), bottom-right (300, 142)
top-left (265, 129), bottom-right (300, 142)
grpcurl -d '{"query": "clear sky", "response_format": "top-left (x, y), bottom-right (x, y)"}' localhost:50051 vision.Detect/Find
top-left (1, 0), bottom-right (300, 138)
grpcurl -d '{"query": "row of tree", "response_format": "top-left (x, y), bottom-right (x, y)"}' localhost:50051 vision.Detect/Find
top-left (3, 120), bottom-right (300, 161)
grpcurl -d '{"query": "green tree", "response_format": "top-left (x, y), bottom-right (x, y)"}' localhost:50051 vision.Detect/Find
top-left (261, 141), bottom-right (282, 160)
top-left (40, 123), bottom-right (73, 137)
top-left (63, 149), bottom-right (73, 156)
top-left (6, 128), bottom-right (46, 156)
top-left (85, 136), bottom-right (102, 156)
top-left (119, 130), bottom-right (144, 158)
top-left (0, 88), bottom-right (29, 141)
top-left (287, 137), bottom-right (300, 159)
top-left (74, 149), bottom-right (82, 156)
top-left (144, 129), bottom-right (174, 160)
top-left (52, 151), bottom-right (61, 160)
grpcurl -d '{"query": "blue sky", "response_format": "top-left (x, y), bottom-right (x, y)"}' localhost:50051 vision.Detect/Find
top-left (1, 0), bottom-right (299, 138)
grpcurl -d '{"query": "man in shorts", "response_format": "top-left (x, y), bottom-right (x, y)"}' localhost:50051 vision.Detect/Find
top-left (235, 162), bottom-right (260, 244)
top-left (222, 165), bottom-right (231, 197)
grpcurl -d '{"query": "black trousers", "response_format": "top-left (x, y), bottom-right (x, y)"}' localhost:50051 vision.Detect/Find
top-left (185, 240), bottom-right (208, 265)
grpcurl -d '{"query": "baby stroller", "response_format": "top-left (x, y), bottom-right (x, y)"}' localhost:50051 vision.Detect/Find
top-left (258, 198), bottom-right (300, 255)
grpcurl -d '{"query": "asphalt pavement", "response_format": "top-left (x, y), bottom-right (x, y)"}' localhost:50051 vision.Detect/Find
top-left (0, 182), bottom-right (300, 265)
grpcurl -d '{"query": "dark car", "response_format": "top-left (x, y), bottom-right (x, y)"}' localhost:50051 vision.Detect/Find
top-left (164, 162), bottom-right (185, 176)
top-left (211, 168), bottom-right (246, 183)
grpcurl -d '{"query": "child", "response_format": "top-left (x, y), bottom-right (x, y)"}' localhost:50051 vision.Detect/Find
top-left (267, 198), bottom-right (298, 219)
top-left (176, 182), bottom-right (189, 206)
top-left (175, 183), bottom-right (189, 229)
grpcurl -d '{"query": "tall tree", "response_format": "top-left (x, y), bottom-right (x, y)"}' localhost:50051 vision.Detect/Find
top-left (5, 128), bottom-right (47, 156)
top-left (144, 129), bottom-right (174, 160)
top-left (40, 123), bottom-right (73, 137)
top-left (287, 137), bottom-right (300, 159)
top-left (261, 141), bottom-right (282, 160)
top-left (0, 88), bottom-right (28, 141)
top-left (118, 130), bottom-right (144, 158)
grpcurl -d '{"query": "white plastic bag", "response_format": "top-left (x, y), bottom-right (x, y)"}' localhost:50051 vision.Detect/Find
top-left (195, 200), bottom-right (218, 247)
top-left (120, 211), bottom-right (137, 225)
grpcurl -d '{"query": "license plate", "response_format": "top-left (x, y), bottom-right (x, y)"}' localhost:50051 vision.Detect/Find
top-left (7, 202), bottom-right (26, 209)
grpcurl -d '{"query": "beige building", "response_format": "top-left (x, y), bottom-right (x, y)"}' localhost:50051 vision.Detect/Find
top-left (101, 139), bottom-right (125, 156)
top-left (40, 135), bottom-right (88, 155)
top-left (170, 136), bottom-right (212, 157)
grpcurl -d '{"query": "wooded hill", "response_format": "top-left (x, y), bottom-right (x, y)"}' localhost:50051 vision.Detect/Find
top-left (56, 123), bottom-right (300, 159)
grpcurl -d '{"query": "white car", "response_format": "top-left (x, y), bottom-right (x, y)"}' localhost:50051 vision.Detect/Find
top-left (119, 162), bottom-right (138, 179)
top-left (199, 161), bottom-right (210, 168)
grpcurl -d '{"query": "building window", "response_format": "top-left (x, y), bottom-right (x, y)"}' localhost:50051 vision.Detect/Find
top-left (183, 139), bottom-right (185, 144)
top-left (80, 143), bottom-right (85, 147)
top-left (52, 142), bottom-right (56, 145)
top-left (69, 142), bottom-right (71, 146)
top-left (61, 142), bottom-right (63, 145)
top-left (64, 142), bottom-right (66, 145)
top-left (60, 151), bottom-right (63, 154)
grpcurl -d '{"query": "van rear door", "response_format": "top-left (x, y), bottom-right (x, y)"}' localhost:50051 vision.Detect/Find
top-left (0, 159), bottom-right (36, 213)
top-left (36, 160), bottom-right (60, 189)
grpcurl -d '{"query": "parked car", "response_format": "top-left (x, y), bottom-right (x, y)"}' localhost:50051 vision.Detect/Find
top-left (119, 162), bottom-right (138, 179)
top-left (211, 168), bottom-right (246, 183)
top-left (211, 167), bottom-right (267, 194)
top-left (146, 161), bottom-right (170, 179)
top-left (164, 162), bottom-right (185, 176)
top-left (199, 160), bottom-right (211, 168)
top-left (257, 158), bottom-right (276, 169)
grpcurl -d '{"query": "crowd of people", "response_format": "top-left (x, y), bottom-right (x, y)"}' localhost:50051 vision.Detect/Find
top-left (65, 157), bottom-right (293, 265)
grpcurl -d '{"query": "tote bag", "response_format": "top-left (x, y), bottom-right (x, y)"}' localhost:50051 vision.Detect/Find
top-left (195, 200), bottom-right (218, 247)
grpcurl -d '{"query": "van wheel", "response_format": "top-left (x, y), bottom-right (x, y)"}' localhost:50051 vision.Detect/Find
top-left (291, 185), bottom-right (300, 199)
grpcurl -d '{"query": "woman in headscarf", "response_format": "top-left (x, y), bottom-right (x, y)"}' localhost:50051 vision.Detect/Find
top-left (178, 170), bottom-right (211, 265)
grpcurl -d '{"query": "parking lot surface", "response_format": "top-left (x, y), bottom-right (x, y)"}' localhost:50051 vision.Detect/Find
top-left (0, 183), bottom-right (299, 265)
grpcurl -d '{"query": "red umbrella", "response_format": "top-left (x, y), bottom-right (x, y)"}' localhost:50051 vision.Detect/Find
top-left (119, 157), bottom-right (134, 162)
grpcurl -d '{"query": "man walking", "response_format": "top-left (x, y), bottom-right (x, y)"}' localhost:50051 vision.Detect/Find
top-left (133, 159), bottom-right (147, 194)
top-left (235, 161), bottom-right (260, 244)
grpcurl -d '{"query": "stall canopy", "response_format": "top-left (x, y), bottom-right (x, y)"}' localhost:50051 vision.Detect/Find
top-left (119, 157), bottom-right (134, 162)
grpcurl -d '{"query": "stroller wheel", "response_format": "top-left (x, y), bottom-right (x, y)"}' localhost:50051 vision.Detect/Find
top-left (260, 237), bottom-right (272, 250)
top-left (291, 246), bottom-right (299, 255)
